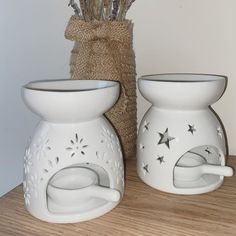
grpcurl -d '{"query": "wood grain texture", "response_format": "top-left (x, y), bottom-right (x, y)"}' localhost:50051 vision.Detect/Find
top-left (0, 158), bottom-right (236, 236)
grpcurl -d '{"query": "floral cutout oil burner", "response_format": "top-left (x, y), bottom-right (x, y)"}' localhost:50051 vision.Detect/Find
top-left (22, 80), bottom-right (124, 223)
top-left (137, 74), bottom-right (234, 195)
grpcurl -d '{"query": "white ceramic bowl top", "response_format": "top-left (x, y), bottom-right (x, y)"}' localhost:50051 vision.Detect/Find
top-left (138, 74), bottom-right (226, 110)
top-left (22, 79), bottom-right (120, 123)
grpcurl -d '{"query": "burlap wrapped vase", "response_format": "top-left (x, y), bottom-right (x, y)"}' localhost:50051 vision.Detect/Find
top-left (65, 16), bottom-right (137, 159)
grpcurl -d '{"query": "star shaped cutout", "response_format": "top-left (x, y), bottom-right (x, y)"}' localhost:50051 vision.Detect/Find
top-left (139, 144), bottom-right (145, 152)
top-left (218, 153), bottom-right (223, 163)
top-left (158, 128), bottom-right (175, 149)
top-left (188, 124), bottom-right (196, 135)
top-left (142, 120), bottom-right (150, 133)
top-left (157, 156), bottom-right (165, 164)
top-left (217, 127), bottom-right (223, 139)
top-left (142, 163), bottom-right (149, 175)
top-left (205, 147), bottom-right (212, 155)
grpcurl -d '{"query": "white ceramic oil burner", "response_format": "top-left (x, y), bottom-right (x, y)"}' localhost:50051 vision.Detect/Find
top-left (22, 79), bottom-right (124, 223)
top-left (137, 74), bottom-right (234, 195)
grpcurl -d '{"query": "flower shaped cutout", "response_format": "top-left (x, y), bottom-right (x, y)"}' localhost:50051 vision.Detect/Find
top-left (23, 181), bottom-right (31, 206)
top-left (24, 148), bottom-right (32, 175)
top-left (111, 161), bottom-right (124, 185)
top-left (66, 133), bottom-right (88, 157)
top-left (101, 127), bottom-right (117, 152)
top-left (33, 137), bottom-right (51, 161)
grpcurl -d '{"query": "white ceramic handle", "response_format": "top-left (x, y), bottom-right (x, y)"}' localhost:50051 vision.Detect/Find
top-left (201, 165), bottom-right (234, 177)
top-left (89, 185), bottom-right (121, 202)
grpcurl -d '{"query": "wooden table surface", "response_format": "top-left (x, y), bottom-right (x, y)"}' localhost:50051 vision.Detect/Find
top-left (0, 157), bottom-right (236, 236)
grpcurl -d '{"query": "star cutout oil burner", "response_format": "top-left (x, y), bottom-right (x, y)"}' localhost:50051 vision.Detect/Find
top-left (22, 80), bottom-right (124, 223)
top-left (137, 74), bottom-right (234, 195)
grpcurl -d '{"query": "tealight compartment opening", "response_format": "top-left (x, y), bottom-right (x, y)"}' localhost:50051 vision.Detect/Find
top-left (173, 145), bottom-right (226, 190)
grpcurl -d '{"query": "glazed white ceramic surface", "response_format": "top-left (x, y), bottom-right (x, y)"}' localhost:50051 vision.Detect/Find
top-left (137, 74), bottom-right (233, 195)
top-left (22, 79), bottom-right (124, 223)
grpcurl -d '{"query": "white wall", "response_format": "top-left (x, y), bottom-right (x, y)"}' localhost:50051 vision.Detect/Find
top-left (128, 0), bottom-right (236, 154)
top-left (1, 0), bottom-right (236, 196)
top-left (0, 0), bottom-right (72, 196)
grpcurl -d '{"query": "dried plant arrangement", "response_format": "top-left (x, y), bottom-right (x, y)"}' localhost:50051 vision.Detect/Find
top-left (65, 0), bottom-right (137, 159)
top-left (68, 0), bottom-right (136, 21)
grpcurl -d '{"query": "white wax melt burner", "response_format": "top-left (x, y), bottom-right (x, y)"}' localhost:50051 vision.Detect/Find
top-left (22, 79), bottom-right (124, 223)
top-left (137, 74), bottom-right (234, 195)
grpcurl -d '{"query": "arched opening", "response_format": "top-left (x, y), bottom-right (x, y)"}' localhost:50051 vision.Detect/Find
top-left (173, 145), bottom-right (224, 189)
top-left (46, 163), bottom-right (111, 214)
